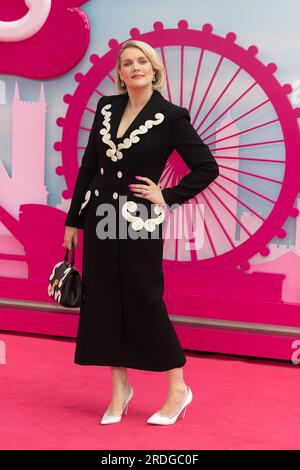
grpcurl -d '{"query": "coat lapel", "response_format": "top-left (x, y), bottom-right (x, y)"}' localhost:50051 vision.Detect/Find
top-left (99, 90), bottom-right (166, 162)
top-left (110, 89), bottom-right (165, 142)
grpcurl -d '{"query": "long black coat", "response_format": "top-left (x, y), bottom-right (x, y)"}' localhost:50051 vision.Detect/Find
top-left (65, 89), bottom-right (219, 372)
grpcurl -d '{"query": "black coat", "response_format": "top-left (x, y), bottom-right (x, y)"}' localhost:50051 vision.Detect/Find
top-left (65, 89), bottom-right (219, 371)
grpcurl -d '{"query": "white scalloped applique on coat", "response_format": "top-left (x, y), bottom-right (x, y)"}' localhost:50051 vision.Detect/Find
top-left (100, 103), bottom-right (165, 162)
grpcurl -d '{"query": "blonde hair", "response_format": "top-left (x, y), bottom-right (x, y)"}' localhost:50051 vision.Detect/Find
top-left (114, 40), bottom-right (166, 94)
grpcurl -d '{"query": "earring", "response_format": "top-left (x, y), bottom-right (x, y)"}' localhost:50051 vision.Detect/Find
top-left (152, 75), bottom-right (156, 82)
top-left (121, 80), bottom-right (125, 87)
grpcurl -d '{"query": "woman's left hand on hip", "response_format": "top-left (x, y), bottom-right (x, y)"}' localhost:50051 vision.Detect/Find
top-left (129, 176), bottom-right (165, 206)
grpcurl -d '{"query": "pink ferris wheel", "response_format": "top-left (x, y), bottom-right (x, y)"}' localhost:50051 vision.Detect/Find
top-left (55, 20), bottom-right (300, 272)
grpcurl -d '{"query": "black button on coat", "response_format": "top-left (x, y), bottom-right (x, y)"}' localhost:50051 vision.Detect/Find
top-left (65, 89), bottom-right (219, 371)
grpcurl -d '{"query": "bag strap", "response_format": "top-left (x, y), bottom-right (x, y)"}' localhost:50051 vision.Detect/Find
top-left (64, 241), bottom-right (75, 266)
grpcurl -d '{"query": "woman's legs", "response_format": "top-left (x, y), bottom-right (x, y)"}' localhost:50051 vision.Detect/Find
top-left (106, 366), bottom-right (130, 415)
top-left (157, 366), bottom-right (189, 417)
top-left (168, 366), bottom-right (187, 392)
top-left (106, 365), bottom-right (188, 417)
top-left (111, 366), bottom-right (128, 389)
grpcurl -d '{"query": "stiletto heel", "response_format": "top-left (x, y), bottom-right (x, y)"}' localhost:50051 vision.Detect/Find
top-left (147, 386), bottom-right (192, 425)
top-left (100, 383), bottom-right (134, 425)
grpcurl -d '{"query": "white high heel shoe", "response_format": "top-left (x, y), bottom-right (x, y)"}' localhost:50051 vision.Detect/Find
top-left (146, 386), bottom-right (193, 425)
top-left (100, 383), bottom-right (134, 425)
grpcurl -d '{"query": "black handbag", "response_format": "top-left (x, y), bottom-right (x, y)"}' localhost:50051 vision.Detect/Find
top-left (48, 242), bottom-right (82, 308)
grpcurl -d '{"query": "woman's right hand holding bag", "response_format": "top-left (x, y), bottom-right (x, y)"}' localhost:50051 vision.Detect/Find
top-left (63, 226), bottom-right (78, 250)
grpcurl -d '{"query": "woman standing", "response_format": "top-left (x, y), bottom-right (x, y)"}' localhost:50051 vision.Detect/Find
top-left (63, 40), bottom-right (219, 425)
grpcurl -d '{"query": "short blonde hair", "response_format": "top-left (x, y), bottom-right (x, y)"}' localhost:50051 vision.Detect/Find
top-left (114, 40), bottom-right (166, 94)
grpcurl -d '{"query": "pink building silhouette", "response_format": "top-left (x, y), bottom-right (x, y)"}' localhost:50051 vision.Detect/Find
top-left (0, 81), bottom-right (48, 277)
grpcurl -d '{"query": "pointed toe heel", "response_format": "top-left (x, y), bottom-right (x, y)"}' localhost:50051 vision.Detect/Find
top-left (100, 383), bottom-right (134, 425)
top-left (146, 386), bottom-right (193, 425)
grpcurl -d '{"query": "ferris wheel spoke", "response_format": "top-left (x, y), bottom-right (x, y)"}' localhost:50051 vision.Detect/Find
top-left (77, 103), bottom-right (99, 148)
top-left (191, 55), bottom-right (224, 128)
top-left (211, 180), bottom-right (265, 223)
top-left (160, 163), bottom-right (174, 187)
top-left (185, 203), bottom-right (201, 261)
top-left (206, 186), bottom-right (252, 238)
top-left (204, 99), bottom-right (271, 142)
top-left (211, 139), bottom-right (284, 151)
top-left (161, 160), bottom-right (173, 176)
top-left (197, 66), bottom-right (242, 131)
top-left (194, 197), bottom-right (217, 257)
top-left (94, 88), bottom-right (106, 97)
top-left (79, 125), bottom-right (91, 133)
top-left (219, 174), bottom-right (277, 204)
top-left (187, 48), bottom-right (204, 113)
top-left (201, 191), bottom-right (236, 249)
top-left (167, 166), bottom-right (181, 189)
top-left (165, 159), bottom-right (174, 171)
top-left (85, 106), bottom-right (97, 115)
top-left (199, 81), bottom-right (257, 136)
top-left (218, 164), bottom-right (283, 184)
top-left (159, 46), bottom-right (172, 103)
top-left (174, 205), bottom-right (185, 257)
top-left (107, 73), bottom-right (115, 84)
top-left (180, 45), bottom-right (184, 107)
top-left (205, 118), bottom-right (280, 146)
top-left (214, 155), bottom-right (285, 163)
top-left (174, 205), bottom-right (192, 260)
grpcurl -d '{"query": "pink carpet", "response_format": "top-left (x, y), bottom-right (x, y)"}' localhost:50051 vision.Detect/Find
top-left (0, 331), bottom-right (299, 450)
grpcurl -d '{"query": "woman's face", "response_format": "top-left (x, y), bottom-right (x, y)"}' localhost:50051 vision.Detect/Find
top-left (119, 47), bottom-right (155, 92)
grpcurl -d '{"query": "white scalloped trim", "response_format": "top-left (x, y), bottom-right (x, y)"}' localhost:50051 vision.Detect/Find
top-left (79, 190), bottom-right (91, 215)
top-left (121, 200), bottom-right (165, 232)
top-left (100, 103), bottom-right (165, 162)
top-left (48, 263), bottom-right (71, 301)
top-left (58, 267), bottom-right (72, 288)
top-left (49, 261), bottom-right (63, 282)
top-left (54, 289), bottom-right (61, 303)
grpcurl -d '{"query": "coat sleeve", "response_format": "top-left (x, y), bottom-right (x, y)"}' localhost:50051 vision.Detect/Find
top-left (65, 96), bottom-right (104, 228)
top-left (161, 106), bottom-right (219, 210)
